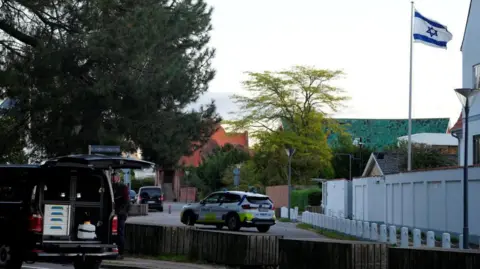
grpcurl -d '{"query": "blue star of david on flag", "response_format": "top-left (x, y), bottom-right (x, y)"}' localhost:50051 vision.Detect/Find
top-left (413, 10), bottom-right (452, 49)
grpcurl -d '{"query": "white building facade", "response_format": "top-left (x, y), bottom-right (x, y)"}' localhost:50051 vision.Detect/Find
top-left (458, 0), bottom-right (480, 166)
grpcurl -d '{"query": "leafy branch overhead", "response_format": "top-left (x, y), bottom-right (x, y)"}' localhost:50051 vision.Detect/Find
top-left (227, 66), bottom-right (349, 135)
top-left (0, 0), bottom-right (220, 165)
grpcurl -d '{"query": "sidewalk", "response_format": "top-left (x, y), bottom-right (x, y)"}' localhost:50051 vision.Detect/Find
top-left (103, 258), bottom-right (228, 269)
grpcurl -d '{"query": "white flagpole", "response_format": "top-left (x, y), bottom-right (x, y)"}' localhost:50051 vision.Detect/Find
top-left (407, 1), bottom-right (414, 171)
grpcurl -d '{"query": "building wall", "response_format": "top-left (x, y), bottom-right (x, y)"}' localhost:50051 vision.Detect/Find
top-left (266, 185), bottom-right (289, 208)
top-left (352, 167), bottom-right (480, 239)
top-left (460, 0), bottom-right (480, 166)
top-left (322, 180), bottom-right (352, 218)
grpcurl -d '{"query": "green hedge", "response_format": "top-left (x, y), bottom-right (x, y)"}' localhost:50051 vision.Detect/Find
top-left (291, 187), bottom-right (322, 211)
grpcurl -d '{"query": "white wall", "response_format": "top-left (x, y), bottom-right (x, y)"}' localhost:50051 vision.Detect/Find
top-left (460, 0), bottom-right (480, 165)
top-left (352, 177), bottom-right (385, 222)
top-left (353, 167), bottom-right (480, 239)
top-left (323, 179), bottom-right (351, 218)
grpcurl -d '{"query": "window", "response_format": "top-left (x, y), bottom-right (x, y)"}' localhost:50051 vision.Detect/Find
top-left (44, 177), bottom-right (70, 201)
top-left (76, 175), bottom-right (102, 202)
top-left (203, 193), bottom-right (222, 204)
top-left (139, 187), bottom-right (162, 199)
top-left (246, 196), bottom-right (272, 205)
top-left (221, 193), bottom-right (241, 204)
top-left (473, 135), bottom-right (480, 165)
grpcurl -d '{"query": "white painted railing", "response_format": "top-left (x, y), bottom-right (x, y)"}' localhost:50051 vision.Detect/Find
top-left (297, 211), bottom-right (479, 250)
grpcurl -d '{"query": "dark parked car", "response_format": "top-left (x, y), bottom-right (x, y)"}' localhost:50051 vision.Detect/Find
top-left (137, 186), bottom-right (163, 212)
top-left (0, 155), bottom-right (153, 269)
top-left (129, 190), bottom-right (137, 204)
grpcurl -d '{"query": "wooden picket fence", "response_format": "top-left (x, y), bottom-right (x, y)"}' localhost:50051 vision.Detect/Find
top-left (125, 223), bottom-right (480, 269)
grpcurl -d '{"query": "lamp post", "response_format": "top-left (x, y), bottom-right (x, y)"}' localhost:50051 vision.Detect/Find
top-left (285, 147), bottom-right (296, 220)
top-left (184, 170), bottom-right (190, 203)
top-left (454, 87), bottom-right (479, 249)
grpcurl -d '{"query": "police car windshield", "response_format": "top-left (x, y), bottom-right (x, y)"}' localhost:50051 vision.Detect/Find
top-left (246, 196), bottom-right (271, 205)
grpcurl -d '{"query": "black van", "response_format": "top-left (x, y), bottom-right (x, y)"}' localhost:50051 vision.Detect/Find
top-left (0, 155), bottom-right (153, 269)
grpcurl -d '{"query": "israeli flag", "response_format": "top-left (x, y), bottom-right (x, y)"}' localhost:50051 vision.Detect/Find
top-left (413, 10), bottom-right (452, 49)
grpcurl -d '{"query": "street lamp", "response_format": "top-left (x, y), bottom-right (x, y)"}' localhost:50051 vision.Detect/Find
top-left (285, 147), bottom-right (296, 220)
top-left (454, 87), bottom-right (479, 249)
top-left (184, 170), bottom-right (190, 203)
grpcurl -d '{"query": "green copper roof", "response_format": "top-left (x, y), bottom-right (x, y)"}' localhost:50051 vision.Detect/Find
top-left (280, 117), bottom-right (450, 151)
top-left (331, 118), bottom-right (450, 150)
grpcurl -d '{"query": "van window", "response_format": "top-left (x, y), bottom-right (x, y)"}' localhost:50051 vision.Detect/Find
top-left (76, 175), bottom-right (102, 202)
top-left (44, 178), bottom-right (70, 201)
top-left (0, 179), bottom-right (30, 202)
top-left (139, 187), bottom-right (162, 198)
top-left (246, 196), bottom-right (272, 205)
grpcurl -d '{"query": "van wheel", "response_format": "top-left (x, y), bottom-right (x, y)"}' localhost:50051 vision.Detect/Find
top-left (73, 259), bottom-right (101, 269)
top-left (226, 214), bottom-right (241, 231)
top-left (256, 225), bottom-right (271, 233)
top-left (1, 245), bottom-right (22, 269)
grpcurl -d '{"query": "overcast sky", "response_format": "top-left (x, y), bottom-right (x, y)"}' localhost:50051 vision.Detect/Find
top-left (191, 0), bottom-right (470, 126)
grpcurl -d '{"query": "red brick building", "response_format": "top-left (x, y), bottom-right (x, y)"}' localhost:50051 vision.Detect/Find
top-left (156, 125), bottom-right (249, 201)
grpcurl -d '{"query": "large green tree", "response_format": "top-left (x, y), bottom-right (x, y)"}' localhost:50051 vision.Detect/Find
top-left (227, 66), bottom-right (349, 183)
top-left (0, 0), bottom-right (219, 166)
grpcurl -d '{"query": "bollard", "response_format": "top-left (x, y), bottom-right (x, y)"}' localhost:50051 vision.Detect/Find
top-left (459, 235), bottom-right (464, 249)
top-left (363, 222), bottom-right (370, 239)
top-left (400, 227), bottom-right (409, 247)
top-left (442, 233), bottom-right (451, 249)
top-left (413, 229), bottom-right (421, 247)
top-left (357, 221), bottom-right (363, 238)
top-left (389, 226), bottom-right (397, 245)
top-left (346, 219), bottom-right (351, 235)
top-left (371, 223), bottom-right (378, 241)
top-left (351, 221), bottom-right (357, 236)
top-left (426, 231), bottom-right (435, 247)
top-left (379, 224), bottom-right (387, 243)
top-left (168, 204), bottom-right (172, 214)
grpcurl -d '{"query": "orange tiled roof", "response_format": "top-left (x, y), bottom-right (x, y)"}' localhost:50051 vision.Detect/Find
top-left (449, 113), bottom-right (462, 133)
top-left (179, 125), bottom-right (249, 167)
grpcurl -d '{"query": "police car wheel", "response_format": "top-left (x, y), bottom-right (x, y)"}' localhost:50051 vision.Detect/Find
top-left (226, 214), bottom-right (240, 231)
top-left (185, 213), bottom-right (195, 226)
top-left (256, 225), bottom-right (270, 233)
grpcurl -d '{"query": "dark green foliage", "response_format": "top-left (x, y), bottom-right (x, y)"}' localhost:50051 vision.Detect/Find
top-left (387, 141), bottom-right (457, 171)
top-left (291, 187), bottom-right (321, 211)
top-left (0, 0), bottom-right (219, 165)
top-left (130, 178), bottom-right (155, 193)
top-left (188, 144), bottom-right (250, 196)
top-left (307, 190), bottom-right (322, 206)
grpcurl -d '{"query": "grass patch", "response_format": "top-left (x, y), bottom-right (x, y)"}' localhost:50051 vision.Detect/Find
top-left (296, 223), bottom-right (358, 241)
top-left (278, 218), bottom-right (291, 222)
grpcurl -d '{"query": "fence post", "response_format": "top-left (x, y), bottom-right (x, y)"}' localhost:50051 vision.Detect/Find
top-left (426, 231), bottom-right (435, 247)
top-left (351, 221), bottom-right (357, 236)
top-left (459, 235), bottom-right (464, 249)
top-left (400, 227), bottom-right (409, 247)
top-left (380, 224), bottom-right (387, 243)
top-left (389, 226), bottom-right (397, 245)
top-left (371, 223), bottom-right (378, 241)
top-left (346, 219), bottom-right (351, 235)
top-left (442, 233), bottom-right (451, 249)
top-left (363, 222), bottom-right (370, 239)
top-left (413, 229), bottom-right (421, 247)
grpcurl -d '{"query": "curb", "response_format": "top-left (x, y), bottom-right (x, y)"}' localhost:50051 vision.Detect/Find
top-left (102, 264), bottom-right (141, 269)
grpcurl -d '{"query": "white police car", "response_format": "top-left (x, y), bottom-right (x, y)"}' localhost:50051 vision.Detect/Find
top-left (180, 190), bottom-right (276, 233)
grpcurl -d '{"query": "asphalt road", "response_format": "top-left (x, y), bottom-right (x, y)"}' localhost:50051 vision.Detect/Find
top-left (23, 202), bottom-right (319, 268)
top-left (127, 202), bottom-right (322, 239)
